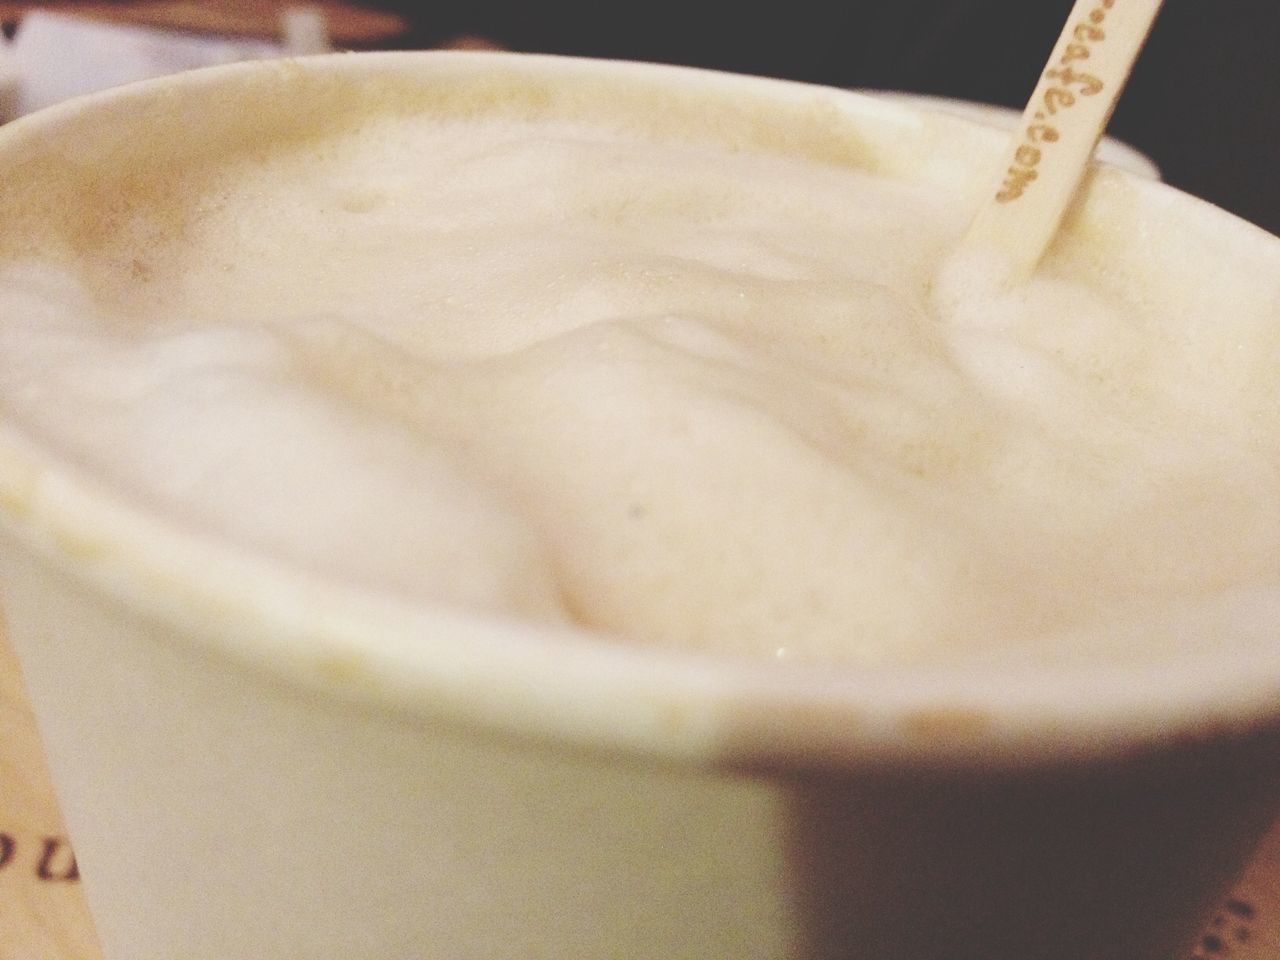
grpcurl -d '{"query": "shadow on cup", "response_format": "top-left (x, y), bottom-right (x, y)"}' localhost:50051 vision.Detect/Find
top-left (785, 738), bottom-right (1280, 959)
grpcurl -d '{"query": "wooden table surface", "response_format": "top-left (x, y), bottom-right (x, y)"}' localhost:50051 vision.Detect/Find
top-left (1, 623), bottom-right (100, 960)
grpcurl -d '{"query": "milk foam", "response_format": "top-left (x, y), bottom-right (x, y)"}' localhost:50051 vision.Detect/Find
top-left (1, 106), bottom-right (1278, 666)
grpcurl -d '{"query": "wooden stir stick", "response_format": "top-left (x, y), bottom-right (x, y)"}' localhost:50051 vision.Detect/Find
top-left (958, 0), bottom-right (1164, 285)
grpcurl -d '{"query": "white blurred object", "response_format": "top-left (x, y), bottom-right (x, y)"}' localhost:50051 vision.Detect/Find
top-left (10, 10), bottom-right (278, 117)
top-left (0, 34), bottom-right (19, 123)
top-left (280, 6), bottom-right (333, 56)
top-left (862, 90), bottom-right (1161, 180)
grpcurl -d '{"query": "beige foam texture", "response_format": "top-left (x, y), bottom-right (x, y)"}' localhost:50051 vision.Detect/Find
top-left (0, 61), bottom-right (1278, 668)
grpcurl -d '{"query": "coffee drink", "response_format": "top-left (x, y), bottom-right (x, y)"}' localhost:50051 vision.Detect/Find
top-left (0, 57), bottom-right (1276, 670)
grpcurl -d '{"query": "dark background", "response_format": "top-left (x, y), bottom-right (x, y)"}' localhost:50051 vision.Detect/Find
top-left (382, 0), bottom-right (1280, 235)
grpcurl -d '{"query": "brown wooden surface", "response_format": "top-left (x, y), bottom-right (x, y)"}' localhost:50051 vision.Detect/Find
top-left (0, 619), bottom-right (101, 960)
top-left (0, 1), bottom-right (407, 44)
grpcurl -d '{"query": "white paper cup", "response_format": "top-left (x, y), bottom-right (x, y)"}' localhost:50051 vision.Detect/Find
top-left (1, 53), bottom-right (1279, 960)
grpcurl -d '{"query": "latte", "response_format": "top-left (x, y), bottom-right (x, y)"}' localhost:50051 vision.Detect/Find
top-left (1, 57), bottom-right (1277, 669)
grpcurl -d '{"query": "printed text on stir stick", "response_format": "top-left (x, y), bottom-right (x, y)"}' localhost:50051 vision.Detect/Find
top-left (997, 0), bottom-right (1116, 203)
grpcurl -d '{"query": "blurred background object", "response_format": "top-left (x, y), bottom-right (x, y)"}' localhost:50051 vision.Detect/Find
top-left (0, 31), bottom-right (18, 122)
top-left (399, 0), bottom-right (1280, 235)
top-left (7, 9), bottom-right (277, 113)
top-left (0, 2), bottom-right (404, 115)
top-left (0, 1), bottom-right (405, 43)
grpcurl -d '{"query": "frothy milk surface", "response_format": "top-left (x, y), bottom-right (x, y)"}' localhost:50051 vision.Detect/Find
top-left (1, 63), bottom-right (1278, 667)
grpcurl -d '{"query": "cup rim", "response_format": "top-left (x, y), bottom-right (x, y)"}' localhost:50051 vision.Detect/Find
top-left (2, 50), bottom-right (1279, 771)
